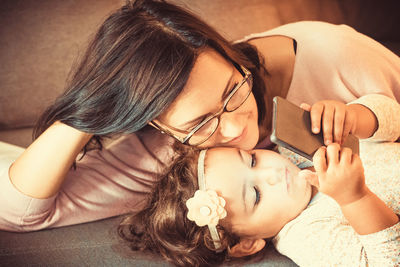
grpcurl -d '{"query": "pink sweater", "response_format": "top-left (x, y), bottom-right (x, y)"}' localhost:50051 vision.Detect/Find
top-left (1, 21), bottom-right (399, 232)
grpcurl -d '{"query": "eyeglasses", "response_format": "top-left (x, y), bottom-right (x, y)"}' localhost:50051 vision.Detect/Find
top-left (151, 65), bottom-right (253, 146)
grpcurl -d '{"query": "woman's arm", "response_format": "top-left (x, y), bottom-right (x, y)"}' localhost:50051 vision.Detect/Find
top-left (9, 121), bottom-right (92, 199)
top-left (349, 94), bottom-right (400, 142)
top-left (1, 126), bottom-right (171, 232)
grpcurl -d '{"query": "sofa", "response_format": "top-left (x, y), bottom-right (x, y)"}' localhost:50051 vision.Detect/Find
top-left (1, 0), bottom-right (399, 266)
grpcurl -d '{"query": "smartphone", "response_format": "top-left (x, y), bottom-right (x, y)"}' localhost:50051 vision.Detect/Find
top-left (270, 96), bottom-right (359, 161)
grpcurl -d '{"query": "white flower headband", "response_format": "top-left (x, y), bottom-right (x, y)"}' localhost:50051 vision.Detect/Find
top-left (185, 149), bottom-right (227, 251)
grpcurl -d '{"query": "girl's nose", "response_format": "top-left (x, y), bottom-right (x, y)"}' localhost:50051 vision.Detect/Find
top-left (261, 169), bottom-right (282, 186)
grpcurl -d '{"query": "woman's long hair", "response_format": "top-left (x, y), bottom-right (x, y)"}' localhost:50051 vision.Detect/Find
top-left (34, 0), bottom-right (268, 153)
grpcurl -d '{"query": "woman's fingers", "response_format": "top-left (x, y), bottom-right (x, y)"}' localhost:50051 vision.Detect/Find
top-left (342, 109), bottom-right (356, 142)
top-left (333, 105), bottom-right (345, 145)
top-left (308, 100), bottom-right (355, 146)
top-left (310, 102), bottom-right (324, 134)
top-left (322, 104), bottom-right (334, 145)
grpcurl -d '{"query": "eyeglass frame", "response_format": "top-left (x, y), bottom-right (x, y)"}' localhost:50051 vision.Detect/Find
top-left (150, 65), bottom-right (253, 146)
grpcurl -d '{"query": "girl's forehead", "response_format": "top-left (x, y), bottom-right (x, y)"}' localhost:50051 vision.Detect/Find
top-left (204, 148), bottom-right (244, 182)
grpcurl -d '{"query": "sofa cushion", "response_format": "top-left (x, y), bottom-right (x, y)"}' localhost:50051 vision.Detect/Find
top-left (0, 216), bottom-right (298, 266)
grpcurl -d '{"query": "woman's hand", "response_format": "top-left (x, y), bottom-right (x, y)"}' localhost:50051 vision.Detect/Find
top-left (307, 143), bottom-right (368, 206)
top-left (301, 99), bottom-right (378, 145)
top-left (300, 100), bottom-right (357, 145)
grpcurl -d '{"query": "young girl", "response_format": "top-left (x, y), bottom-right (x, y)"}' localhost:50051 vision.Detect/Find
top-left (1, 0), bottom-right (400, 232)
top-left (119, 94), bottom-right (400, 266)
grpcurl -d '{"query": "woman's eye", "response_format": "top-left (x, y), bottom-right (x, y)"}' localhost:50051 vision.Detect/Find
top-left (230, 82), bottom-right (239, 93)
top-left (254, 186), bottom-right (261, 206)
top-left (250, 153), bottom-right (257, 168)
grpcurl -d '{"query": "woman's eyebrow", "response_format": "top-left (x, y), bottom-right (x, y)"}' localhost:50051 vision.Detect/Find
top-left (220, 68), bottom-right (236, 100)
top-left (175, 68), bottom-right (235, 129)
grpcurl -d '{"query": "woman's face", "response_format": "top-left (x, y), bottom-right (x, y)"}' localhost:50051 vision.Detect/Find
top-left (156, 49), bottom-right (259, 150)
top-left (204, 147), bottom-right (312, 239)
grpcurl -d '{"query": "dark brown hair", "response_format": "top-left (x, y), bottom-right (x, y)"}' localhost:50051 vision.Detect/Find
top-left (118, 145), bottom-right (271, 266)
top-left (34, 0), bottom-right (268, 153)
top-left (118, 146), bottom-right (239, 267)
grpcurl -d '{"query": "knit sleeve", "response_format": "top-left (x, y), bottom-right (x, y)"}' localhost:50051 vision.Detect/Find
top-left (273, 197), bottom-right (400, 266)
top-left (349, 94), bottom-right (400, 142)
top-left (0, 130), bottom-right (174, 232)
top-left (358, 219), bottom-right (400, 265)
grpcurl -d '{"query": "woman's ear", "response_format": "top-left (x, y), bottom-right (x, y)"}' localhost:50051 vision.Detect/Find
top-left (229, 238), bottom-right (266, 258)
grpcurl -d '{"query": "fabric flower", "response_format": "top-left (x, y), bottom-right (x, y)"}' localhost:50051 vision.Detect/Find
top-left (186, 189), bottom-right (227, 227)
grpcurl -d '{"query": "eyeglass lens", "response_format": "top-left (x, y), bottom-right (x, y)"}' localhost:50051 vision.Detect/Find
top-left (187, 73), bottom-right (253, 145)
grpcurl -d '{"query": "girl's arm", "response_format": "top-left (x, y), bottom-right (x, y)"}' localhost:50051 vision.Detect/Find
top-left (9, 121), bottom-right (93, 198)
top-left (340, 188), bottom-right (399, 235)
top-left (311, 144), bottom-right (399, 235)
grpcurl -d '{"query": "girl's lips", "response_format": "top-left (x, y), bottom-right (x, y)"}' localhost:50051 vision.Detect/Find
top-left (228, 126), bottom-right (248, 144)
top-left (285, 167), bottom-right (290, 193)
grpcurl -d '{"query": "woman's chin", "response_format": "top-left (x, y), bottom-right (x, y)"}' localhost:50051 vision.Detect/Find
top-left (238, 135), bottom-right (259, 150)
top-left (241, 127), bottom-right (259, 150)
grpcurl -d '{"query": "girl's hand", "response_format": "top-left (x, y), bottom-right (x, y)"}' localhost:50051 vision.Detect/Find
top-left (307, 143), bottom-right (369, 206)
top-left (300, 100), bottom-right (357, 145)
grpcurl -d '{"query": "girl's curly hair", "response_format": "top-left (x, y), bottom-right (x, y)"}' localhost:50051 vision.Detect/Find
top-left (118, 145), bottom-right (241, 267)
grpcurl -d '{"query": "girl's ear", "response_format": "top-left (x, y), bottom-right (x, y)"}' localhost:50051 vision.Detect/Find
top-left (229, 238), bottom-right (266, 258)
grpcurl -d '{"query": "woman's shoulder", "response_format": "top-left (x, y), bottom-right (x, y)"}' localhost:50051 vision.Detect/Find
top-left (236, 21), bottom-right (355, 45)
top-left (240, 21), bottom-right (361, 74)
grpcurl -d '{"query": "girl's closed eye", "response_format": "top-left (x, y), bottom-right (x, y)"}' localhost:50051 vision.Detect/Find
top-left (254, 186), bottom-right (261, 206)
top-left (250, 152), bottom-right (257, 168)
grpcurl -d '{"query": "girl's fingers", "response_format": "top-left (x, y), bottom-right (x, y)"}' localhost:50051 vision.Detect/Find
top-left (333, 106), bottom-right (345, 145)
top-left (339, 147), bottom-right (352, 164)
top-left (312, 146), bottom-right (327, 173)
top-left (300, 103), bottom-right (311, 111)
top-left (299, 170), bottom-right (319, 188)
top-left (310, 103), bottom-right (324, 134)
top-left (326, 143), bottom-right (340, 165)
top-left (322, 105), bottom-right (334, 145)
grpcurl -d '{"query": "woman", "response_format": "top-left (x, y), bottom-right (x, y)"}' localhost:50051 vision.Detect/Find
top-left (1, 0), bottom-right (399, 231)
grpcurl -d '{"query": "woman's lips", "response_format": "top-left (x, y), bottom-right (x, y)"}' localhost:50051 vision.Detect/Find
top-left (228, 126), bottom-right (248, 144)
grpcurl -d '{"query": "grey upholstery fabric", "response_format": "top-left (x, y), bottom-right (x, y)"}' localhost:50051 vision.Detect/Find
top-left (0, 216), bottom-right (297, 266)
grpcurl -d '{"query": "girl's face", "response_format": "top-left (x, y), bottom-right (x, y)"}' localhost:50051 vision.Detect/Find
top-left (204, 148), bottom-right (312, 239)
top-left (156, 49), bottom-right (260, 150)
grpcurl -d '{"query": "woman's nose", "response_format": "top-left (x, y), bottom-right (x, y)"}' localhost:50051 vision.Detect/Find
top-left (218, 112), bottom-right (243, 139)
